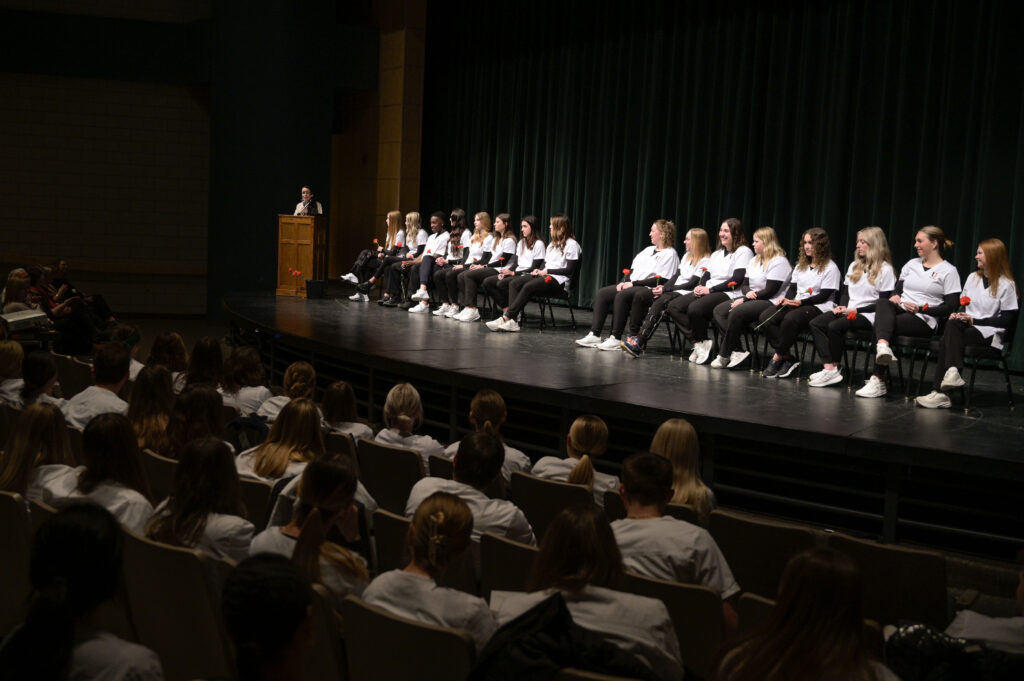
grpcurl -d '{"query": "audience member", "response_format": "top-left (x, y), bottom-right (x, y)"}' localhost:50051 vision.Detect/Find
top-left (146, 331), bottom-right (188, 392)
top-left (220, 346), bottom-right (273, 415)
top-left (163, 384), bottom-right (225, 458)
top-left (649, 418), bottom-right (715, 523)
top-left (126, 365), bottom-right (175, 455)
top-left (0, 403), bottom-right (75, 503)
top-left (531, 414), bottom-right (619, 508)
top-left (442, 389), bottom-right (531, 492)
top-left (108, 323), bottom-right (144, 381)
top-left (320, 380), bottom-right (372, 440)
top-left (257, 360), bottom-right (316, 422)
top-left (236, 398), bottom-right (324, 481)
top-left (184, 336), bottom-right (224, 389)
top-left (373, 382), bottom-right (444, 472)
top-left (0, 340), bottom-right (25, 405)
top-left (17, 351), bottom-right (65, 409)
top-left (61, 343), bottom-right (130, 430)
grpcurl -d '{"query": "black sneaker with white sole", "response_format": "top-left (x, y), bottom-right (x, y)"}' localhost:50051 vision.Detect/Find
top-left (777, 360), bottom-right (799, 378)
top-left (762, 358), bottom-right (784, 378)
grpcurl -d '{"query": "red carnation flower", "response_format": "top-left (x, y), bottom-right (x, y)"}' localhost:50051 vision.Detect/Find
top-left (373, 238), bottom-right (378, 244)
top-left (622, 268), bottom-right (631, 276)
top-left (728, 281), bottom-right (738, 289)
top-left (960, 296), bottom-right (971, 306)
top-left (846, 310), bottom-right (857, 320)
top-left (805, 287), bottom-right (813, 294)
top-left (396, 242), bottom-right (403, 248)
top-left (544, 275), bottom-right (553, 284)
top-left (921, 303), bottom-right (929, 312)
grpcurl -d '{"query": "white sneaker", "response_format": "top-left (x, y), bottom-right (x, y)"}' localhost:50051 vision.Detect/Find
top-left (411, 289), bottom-right (430, 302)
top-left (445, 306), bottom-right (461, 318)
top-left (808, 368), bottom-right (826, 381)
top-left (348, 292), bottom-right (363, 301)
top-left (486, 317), bottom-right (506, 331)
top-left (501, 317), bottom-right (521, 332)
top-left (359, 293), bottom-right (369, 302)
top-left (690, 339), bottom-right (713, 365)
top-left (687, 346), bottom-right (701, 362)
top-left (575, 332), bottom-right (602, 348)
top-left (940, 367), bottom-right (965, 390)
top-left (710, 355), bottom-right (729, 369)
top-left (855, 376), bottom-right (887, 398)
top-left (432, 303), bottom-right (450, 317)
top-left (727, 351), bottom-right (750, 369)
top-left (875, 342), bottom-right (896, 366)
top-left (459, 308), bottom-right (481, 322)
top-left (408, 302), bottom-right (430, 314)
top-left (597, 336), bottom-right (621, 351)
top-left (809, 368), bottom-right (843, 388)
top-left (916, 390), bottom-right (952, 409)
top-left (341, 273), bottom-right (358, 284)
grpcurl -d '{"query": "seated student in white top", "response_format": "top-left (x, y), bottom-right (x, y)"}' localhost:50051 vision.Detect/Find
top-left (161, 384), bottom-right (228, 459)
top-left (146, 437), bottom-right (254, 563)
top-left (442, 389), bottom-right (530, 493)
top-left (343, 209), bottom-right (405, 293)
top-left (257, 360), bottom-right (316, 423)
top-left (431, 209), bottom-right (488, 318)
top-left (221, 555), bottom-right (317, 681)
top-left (370, 211), bottom-right (429, 306)
top-left (373, 383), bottom-right (445, 474)
top-left (249, 458), bottom-right (369, 604)
top-left (237, 398), bottom-right (325, 482)
top-left (7, 351), bottom-right (65, 409)
top-left (382, 211), bottom-right (436, 306)
top-left (531, 414), bottom-right (619, 509)
top-left (0, 403), bottom-right (76, 505)
top-left (490, 505), bottom-right (683, 681)
top-left (454, 213), bottom-right (518, 322)
top-left (182, 336), bottom-right (223, 391)
top-left (0, 504), bottom-right (164, 680)
top-left (61, 342), bottom-right (130, 430)
top-left (108, 323), bottom-right (145, 381)
top-left (219, 346), bottom-right (273, 415)
top-left (487, 213), bottom-right (581, 333)
top-left (404, 212), bottom-right (450, 311)
top-left (944, 550), bottom-right (1024, 654)
top-left (126, 365), bottom-right (175, 457)
top-left (916, 237), bottom-right (1019, 409)
top-left (481, 215), bottom-right (547, 320)
top-left (576, 219), bottom-right (681, 351)
top-left (717, 548), bottom-right (900, 681)
top-left (611, 453), bottom-right (739, 633)
top-left (406, 430), bottom-right (536, 546)
top-left (320, 380), bottom-right (373, 440)
top-left (649, 417), bottom-right (716, 524)
top-left (0, 339), bottom-right (24, 405)
top-left (363, 492), bottom-right (498, 653)
top-left (146, 331), bottom-right (189, 393)
top-left (57, 413), bottom-right (155, 533)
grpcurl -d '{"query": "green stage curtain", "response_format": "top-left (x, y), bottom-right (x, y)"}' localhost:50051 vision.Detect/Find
top-left (422, 0), bottom-right (1024, 368)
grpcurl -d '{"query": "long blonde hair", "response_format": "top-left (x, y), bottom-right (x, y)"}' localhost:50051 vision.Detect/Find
top-left (383, 383), bottom-right (422, 434)
top-left (977, 238), bottom-right (1017, 298)
top-left (649, 418), bottom-right (712, 521)
top-left (848, 226), bottom-right (891, 286)
top-left (405, 212), bottom-right (423, 246)
top-left (472, 212), bottom-right (493, 247)
top-left (0, 403), bottom-right (73, 495)
top-left (752, 227), bottom-right (786, 267)
top-left (385, 210), bottom-right (402, 247)
top-left (566, 415), bottom-right (608, 489)
top-left (252, 398), bottom-right (325, 478)
top-left (685, 228), bottom-right (711, 266)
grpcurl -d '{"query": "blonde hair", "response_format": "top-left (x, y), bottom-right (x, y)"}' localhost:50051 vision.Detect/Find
top-left (848, 227), bottom-right (892, 286)
top-left (406, 492), bottom-right (474, 580)
top-left (977, 238), bottom-right (1017, 298)
top-left (752, 227), bottom-right (786, 267)
top-left (0, 340), bottom-right (25, 379)
top-left (650, 418), bottom-right (712, 522)
top-left (405, 212), bottom-right (423, 245)
top-left (685, 228), bottom-right (711, 267)
top-left (252, 398), bottom-right (325, 478)
top-left (472, 212), bottom-right (493, 246)
top-left (0, 403), bottom-right (73, 495)
top-left (282, 361), bottom-right (316, 399)
top-left (653, 220), bottom-right (676, 250)
top-left (385, 210), bottom-right (403, 247)
top-left (566, 415), bottom-right (608, 488)
top-left (383, 383), bottom-right (422, 433)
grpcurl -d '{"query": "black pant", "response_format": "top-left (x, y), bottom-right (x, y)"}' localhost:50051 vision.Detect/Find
top-left (933, 320), bottom-right (989, 388)
top-left (713, 299), bottom-right (773, 356)
top-left (758, 305), bottom-right (822, 356)
top-left (432, 265), bottom-right (461, 303)
top-left (667, 292), bottom-right (728, 342)
top-left (624, 287), bottom-right (655, 336)
top-left (458, 267), bottom-right (496, 307)
top-left (809, 311), bottom-right (874, 364)
top-left (590, 285), bottom-right (650, 338)
top-left (635, 292), bottom-right (681, 347)
top-left (871, 300), bottom-right (933, 376)
top-left (416, 255), bottom-right (437, 287)
top-left (482, 272), bottom-right (522, 310)
top-left (349, 249), bottom-right (380, 282)
top-left (386, 261), bottom-right (411, 299)
top-left (507, 275), bottom-right (564, 317)
top-left (372, 255), bottom-right (403, 283)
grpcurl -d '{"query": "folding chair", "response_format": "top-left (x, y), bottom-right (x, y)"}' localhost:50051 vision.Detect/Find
top-left (508, 472), bottom-right (593, 540)
top-left (141, 448), bottom-right (178, 505)
top-left (479, 531), bottom-right (538, 600)
top-left (356, 439), bottom-right (424, 515)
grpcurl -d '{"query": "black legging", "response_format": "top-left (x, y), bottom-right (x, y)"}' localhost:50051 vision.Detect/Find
top-left (635, 292), bottom-right (683, 347)
top-left (349, 249), bottom-right (380, 282)
top-left (757, 305), bottom-right (822, 356)
top-left (713, 299), bottom-right (773, 356)
top-left (371, 255), bottom-right (403, 282)
top-left (386, 260), bottom-right (412, 299)
top-left (870, 300), bottom-right (934, 377)
top-left (624, 287), bottom-right (656, 336)
top-left (507, 275), bottom-right (565, 318)
top-left (590, 284), bottom-right (652, 338)
top-left (431, 265), bottom-right (461, 303)
top-left (458, 267), bottom-right (496, 307)
top-left (932, 319), bottom-right (989, 389)
top-left (667, 292), bottom-right (728, 342)
top-left (809, 311), bottom-right (875, 364)
top-left (482, 272), bottom-right (524, 310)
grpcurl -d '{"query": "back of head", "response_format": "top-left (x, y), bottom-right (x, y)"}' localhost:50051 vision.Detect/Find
top-left (20, 351), bottom-right (58, 403)
top-left (383, 382), bottom-right (421, 433)
top-left (453, 430), bottom-right (505, 489)
top-left (321, 380), bottom-right (358, 424)
top-left (186, 336), bottom-right (223, 387)
top-left (146, 331), bottom-right (188, 373)
top-left (469, 389), bottom-right (506, 433)
top-left (223, 347), bottom-right (264, 392)
top-left (166, 384), bottom-right (224, 455)
top-left (0, 339), bottom-right (25, 379)
top-left (568, 415), bottom-right (608, 458)
top-left (222, 554), bottom-right (313, 681)
top-left (407, 492), bottom-right (474, 580)
top-left (80, 412), bottom-right (149, 499)
top-left (649, 417), bottom-right (703, 508)
top-left (529, 505), bottom-right (622, 592)
top-left (93, 342), bottom-right (131, 386)
top-left (292, 458), bottom-right (366, 587)
top-left (0, 403), bottom-right (71, 495)
top-left (620, 452), bottom-right (674, 509)
top-left (126, 364), bottom-right (175, 423)
top-left (109, 324), bottom-right (142, 356)
top-left (282, 361), bottom-right (316, 399)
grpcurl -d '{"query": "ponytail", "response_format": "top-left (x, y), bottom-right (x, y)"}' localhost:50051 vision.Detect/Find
top-left (407, 492), bottom-right (473, 580)
top-left (567, 454), bottom-right (596, 489)
top-left (292, 506), bottom-right (328, 584)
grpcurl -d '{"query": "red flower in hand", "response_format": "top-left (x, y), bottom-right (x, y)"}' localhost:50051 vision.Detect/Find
top-left (805, 287), bottom-right (813, 294)
top-left (846, 310), bottom-right (857, 320)
top-left (700, 266), bottom-right (708, 272)
top-left (396, 242), bottom-right (403, 248)
top-left (622, 268), bottom-right (631, 276)
top-left (921, 303), bottom-right (929, 312)
top-left (727, 281), bottom-right (738, 289)
top-left (373, 238), bottom-right (378, 244)
top-left (959, 296), bottom-right (971, 306)
top-left (544, 275), bottom-right (553, 284)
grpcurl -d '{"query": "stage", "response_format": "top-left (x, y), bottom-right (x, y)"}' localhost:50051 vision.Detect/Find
top-left (223, 289), bottom-right (1024, 560)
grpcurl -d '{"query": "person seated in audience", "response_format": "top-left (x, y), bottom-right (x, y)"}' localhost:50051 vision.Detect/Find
top-left (612, 452), bottom-right (739, 631)
top-left (61, 343), bottom-right (130, 430)
top-left (531, 414), bottom-right (619, 508)
top-left (490, 505), bottom-right (683, 681)
top-left (649, 417), bottom-right (716, 524)
top-left (0, 340), bottom-right (24, 405)
top-left (221, 554), bottom-right (315, 681)
top-left (48, 258), bottom-right (117, 323)
top-left (219, 346), bottom-right (273, 415)
top-left (1, 270), bottom-right (33, 313)
top-left (373, 382), bottom-right (445, 472)
top-left (24, 265), bottom-right (100, 356)
top-left (442, 389), bottom-right (531, 493)
top-left (107, 323), bottom-right (145, 381)
top-left (320, 380), bottom-right (372, 440)
top-left (162, 384), bottom-right (227, 458)
top-left (237, 398), bottom-right (325, 481)
top-left (184, 336), bottom-right (223, 389)
top-left (0, 504), bottom-right (164, 680)
top-left (405, 430), bottom-right (535, 545)
top-left (146, 437), bottom-right (254, 562)
top-left (57, 413), bottom-right (154, 533)
top-left (146, 331), bottom-right (189, 392)
top-left (126, 365), bottom-right (175, 455)
top-left (942, 548), bottom-right (1024, 654)
top-left (17, 351), bottom-right (65, 409)
top-left (363, 491), bottom-right (498, 652)
top-left (716, 547), bottom-right (899, 681)
top-left (257, 361), bottom-right (316, 422)
top-left (250, 458), bottom-right (369, 603)
top-left (0, 403), bottom-right (75, 504)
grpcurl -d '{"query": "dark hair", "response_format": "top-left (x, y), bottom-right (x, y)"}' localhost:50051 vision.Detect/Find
top-left (0, 403), bottom-right (72, 495)
top-left (796, 227), bottom-right (832, 272)
top-left (282, 361), bottom-right (316, 399)
top-left (620, 452), bottom-right (674, 509)
top-left (146, 332), bottom-right (188, 373)
top-left (321, 380), bottom-right (359, 424)
top-left (93, 343), bottom-right (131, 385)
top-left (406, 492), bottom-right (473, 580)
top-left (185, 336), bottom-right (223, 388)
top-left (78, 413), bottom-right (151, 501)
top-left (0, 504), bottom-right (123, 679)
top-left (520, 215), bottom-right (540, 249)
top-left (431, 211), bottom-right (447, 224)
top-left (222, 347), bottom-right (265, 393)
top-left (453, 430), bottom-right (505, 489)
top-left (528, 505), bottom-right (622, 592)
top-left (126, 365), bottom-right (175, 455)
top-left (20, 351), bottom-right (58, 404)
top-left (146, 437), bottom-right (245, 548)
top-left (222, 554), bottom-right (313, 681)
top-left (722, 218), bottom-right (747, 252)
top-left (164, 385), bottom-right (224, 458)
top-left (448, 208), bottom-right (468, 252)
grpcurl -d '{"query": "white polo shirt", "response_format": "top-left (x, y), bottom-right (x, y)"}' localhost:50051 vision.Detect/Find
top-left (791, 260), bottom-right (842, 311)
top-left (628, 247), bottom-right (680, 282)
top-left (897, 258), bottom-right (962, 329)
top-left (404, 477), bottom-right (535, 546)
top-left (961, 272), bottom-right (1018, 349)
top-left (845, 261), bottom-right (897, 322)
top-left (746, 255), bottom-right (793, 304)
top-left (706, 246), bottom-right (755, 297)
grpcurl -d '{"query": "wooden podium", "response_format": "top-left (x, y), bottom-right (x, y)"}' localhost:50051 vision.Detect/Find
top-left (276, 214), bottom-right (327, 296)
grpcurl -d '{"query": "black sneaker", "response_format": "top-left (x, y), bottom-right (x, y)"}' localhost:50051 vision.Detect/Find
top-left (381, 298), bottom-right (398, 307)
top-left (762, 358), bottom-right (784, 378)
top-left (777, 360), bottom-right (799, 378)
top-left (356, 281), bottom-right (372, 294)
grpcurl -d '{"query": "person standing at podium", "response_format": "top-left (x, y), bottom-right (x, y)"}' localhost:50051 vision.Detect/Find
top-left (293, 186), bottom-right (323, 216)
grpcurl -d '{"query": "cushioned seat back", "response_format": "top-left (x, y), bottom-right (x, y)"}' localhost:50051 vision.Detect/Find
top-left (356, 439), bottom-right (423, 514)
top-left (508, 472), bottom-right (592, 540)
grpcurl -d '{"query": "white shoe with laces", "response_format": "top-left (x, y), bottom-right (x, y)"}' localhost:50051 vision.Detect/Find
top-left (432, 303), bottom-right (450, 316)
top-left (459, 308), bottom-right (481, 322)
top-left (727, 351), bottom-right (750, 369)
top-left (855, 375), bottom-right (887, 398)
top-left (411, 289), bottom-right (430, 302)
top-left (575, 332), bottom-right (601, 347)
top-left (341, 273), bottom-right (358, 284)
top-left (690, 339), bottom-right (713, 365)
top-left (408, 302), bottom-right (430, 314)
top-left (445, 306), bottom-right (461, 318)
top-left (915, 390), bottom-right (951, 409)
top-left (500, 317), bottom-right (521, 332)
top-left (809, 368), bottom-right (843, 388)
top-left (710, 355), bottom-right (729, 369)
top-left (875, 342), bottom-right (896, 366)
top-left (348, 292), bottom-right (363, 301)
top-left (597, 336), bottom-right (621, 351)
top-left (486, 317), bottom-right (506, 331)
top-left (940, 367), bottom-right (965, 390)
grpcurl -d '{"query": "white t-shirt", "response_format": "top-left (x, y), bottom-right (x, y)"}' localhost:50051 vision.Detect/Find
top-left (745, 255), bottom-right (793, 304)
top-left (464, 233), bottom-right (495, 265)
top-left (0, 377), bottom-right (23, 405)
top-left (444, 230), bottom-right (474, 260)
top-left (530, 456), bottom-right (619, 509)
top-left (325, 420), bottom-right (373, 440)
top-left (387, 229), bottom-right (407, 251)
top-left (673, 254), bottom-right (711, 288)
top-left (129, 358), bottom-right (144, 382)
top-left (256, 395), bottom-right (290, 422)
top-left (405, 477), bottom-right (535, 546)
top-left (897, 258), bottom-right (962, 330)
top-left (61, 472), bottom-right (154, 534)
top-left (249, 526), bottom-right (368, 600)
top-left (266, 474), bottom-right (378, 529)
top-left (150, 498), bottom-right (254, 563)
top-left (406, 228), bottom-right (429, 252)
top-left (61, 385), bottom-right (128, 430)
top-left (706, 246), bottom-right (755, 297)
top-left (845, 261), bottom-right (897, 323)
top-left (961, 272), bottom-right (1019, 350)
top-left (491, 586), bottom-right (682, 681)
top-left (363, 570), bottom-right (498, 653)
top-left (442, 440), bottom-right (532, 491)
top-left (70, 630), bottom-right (164, 681)
top-left (235, 446), bottom-right (308, 483)
top-left (611, 516), bottom-right (740, 599)
top-left (488, 236), bottom-right (518, 266)
top-left (791, 260), bottom-right (842, 311)
top-left (629, 247), bottom-right (680, 282)
top-left (515, 239), bottom-right (547, 272)
top-left (945, 609), bottom-right (1024, 654)
top-left (543, 238), bottom-right (582, 286)
top-left (25, 464), bottom-right (79, 505)
top-left (374, 428), bottom-right (445, 474)
top-left (423, 230), bottom-right (450, 258)
top-left (219, 385), bottom-right (273, 416)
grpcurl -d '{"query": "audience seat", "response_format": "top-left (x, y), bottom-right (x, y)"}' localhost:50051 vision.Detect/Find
top-left (356, 439), bottom-right (423, 515)
top-left (479, 531), bottom-right (539, 600)
top-left (0, 491), bottom-right (32, 637)
top-left (428, 453), bottom-right (454, 479)
top-left (340, 595), bottom-right (476, 681)
top-left (602, 490), bottom-right (700, 525)
top-left (237, 476), bottom-right (274, 530)
top-left (0, 403), bottom-right (20, 448)
top-left (554, 670), bottom-right (645, 681)
top-left (27, 497), bottom-right (56, 532)
top-left (373, 509), bottom-right (411, 574)
top-left (51, 352), bottom-right (93, 399)
top-left (141, 448), bottom-right (177, 505)
top-left (509, 472), bottom-right (593, 540)
top-left (325, 430), bottom-right (358, 462)
top-left (307, 583), bottom-right (348, 681)
top-left (66, 425), bottom-right (84, 465)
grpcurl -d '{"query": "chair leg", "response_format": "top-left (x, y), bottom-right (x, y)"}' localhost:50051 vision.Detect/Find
top-left (917, 350), bottom-right (932, 398)
top-left (567, 302), bottom-right (577, 330)
top-left (965, 359), bottom-right (980, 412)
top-left (1002, 359), bottom-right (1015, 409)
top-left (547, 300), bottom-right (556, 329)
